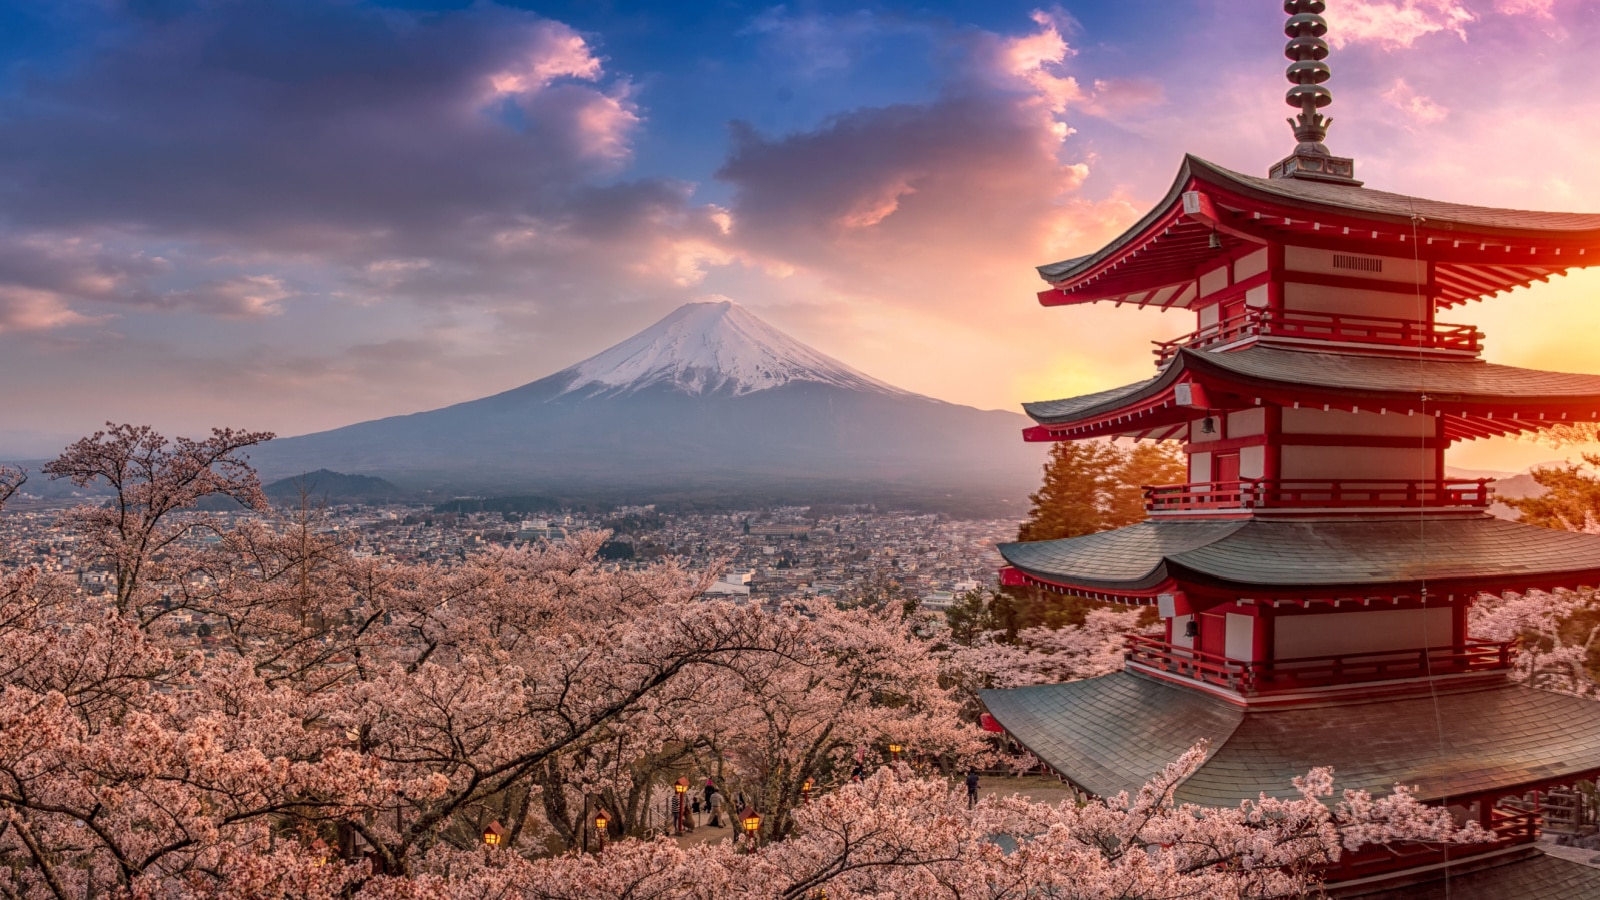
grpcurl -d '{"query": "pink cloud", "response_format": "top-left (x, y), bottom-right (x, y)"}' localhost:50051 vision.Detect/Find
top-left (1495, 0), bottom-right (1556, 16)
top-left (1329, 0), bottom-right (1475, 48)
top-left (1380, 78), bottom-right (1449, 124)
top-left (157, 275), bottom-right (292, 318)
top-left (0, 288), bottom-right (97, 334)
top-left (1000, 11), bottom-right (1084, 115)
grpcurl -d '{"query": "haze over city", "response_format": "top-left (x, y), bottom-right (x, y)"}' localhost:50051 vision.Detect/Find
top-left (1, 0), bottom-right (1594, 474)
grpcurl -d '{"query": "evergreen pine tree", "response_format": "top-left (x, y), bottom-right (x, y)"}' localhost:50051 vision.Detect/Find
top-left (1507, 454), bottom-right (1600, 532)
top-left (1015, 440), bottom-right (1122, 541)
top-left (1016, 440), bottom-right (1186, 541)
top-left (1106, 442), bottom-right (1188, 528)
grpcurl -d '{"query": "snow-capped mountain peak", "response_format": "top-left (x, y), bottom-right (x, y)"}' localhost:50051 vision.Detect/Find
top-left (556, 300), bottom-right (909, 397)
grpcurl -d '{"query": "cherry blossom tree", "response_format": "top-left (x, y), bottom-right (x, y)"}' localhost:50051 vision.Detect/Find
top-left (1472, 588), bottom-right (1600, 696)
top-left (0, 426), bottom-right (1493, 898)
top-left (353, 750), bottom-right (1486, 900)
top-left (952, 606), bottom-right (1152, 691)
top-left (41, 423), bottom-right (274, 613)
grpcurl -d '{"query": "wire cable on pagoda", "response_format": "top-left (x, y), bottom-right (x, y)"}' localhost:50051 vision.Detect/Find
top-left (1409, 203), bottom-right (1453, 899)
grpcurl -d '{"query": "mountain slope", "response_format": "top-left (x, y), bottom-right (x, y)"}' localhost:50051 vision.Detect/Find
top-left (251, 301), bottom-right (1043, 507)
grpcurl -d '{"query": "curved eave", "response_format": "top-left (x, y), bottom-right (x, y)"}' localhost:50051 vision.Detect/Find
top-left (1038, 155), bottom-right (1600, 309)
top-left (1023, 347), bottom-right (1600, 443)
top-left (1001, 565), bottom-right (1178, 604)
top-left (999, 516), bottom-right (1600, 603)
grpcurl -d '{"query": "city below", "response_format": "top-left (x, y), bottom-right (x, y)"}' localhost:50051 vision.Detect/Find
top-left (0, 495), bottom-right (1011, 619)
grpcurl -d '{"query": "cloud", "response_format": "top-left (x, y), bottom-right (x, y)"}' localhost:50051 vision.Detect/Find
top-left (1495, 0), bottom-right (1556, 16)
top-left (1329, 0), bottom-right (1475, 48)
top-left (0, 288), bottom-right (97, 334)
top-left (0, 0), bottom-right (749, 358)
top-left (715, 12), bottom-right (1116, 295)
top-left (1381, 78), bottom-right (1449, 124)
top-left (156, 276), bottom-right (292, 318)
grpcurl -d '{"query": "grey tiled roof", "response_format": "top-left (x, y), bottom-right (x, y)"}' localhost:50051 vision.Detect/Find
top-left (1199, 346), bottom-right (1600, 402)
top-left (1038, 155), bottom-right (1600, 281)
top-left (1344, 851), bottom-right (1600, 899)
top-left (1021, 375), bottom-right (1163, 424)
top-left (1199, 156), bottom-right (1600, 235)
top-left (997, 520), bottom-right (1245, 590)
top-left (1023, 345), bottom-right (1600, 426)
top-left (1000, 515), bottom-right (1600, 590)
top-left (981, 673), bottom-right (1600, 807)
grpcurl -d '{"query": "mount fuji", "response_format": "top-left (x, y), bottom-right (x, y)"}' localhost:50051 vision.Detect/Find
top-left (250, 301), bottom-right (1044, 509)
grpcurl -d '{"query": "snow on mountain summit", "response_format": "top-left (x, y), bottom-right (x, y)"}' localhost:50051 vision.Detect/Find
top-left (556, 300), bottom-right (910, 397)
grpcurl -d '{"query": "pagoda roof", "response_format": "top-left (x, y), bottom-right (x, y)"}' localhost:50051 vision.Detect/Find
top-left (1343, 851), bottom-right (1600, 899)
top-left (979, 673), bottom-right (1600, 807)
top-left (998, 514), bottom-right (1600, 600)
top-left (1038, 155), bottom-right (1600, 309)
top-left (1022, 345), bottom-right (1600, 442)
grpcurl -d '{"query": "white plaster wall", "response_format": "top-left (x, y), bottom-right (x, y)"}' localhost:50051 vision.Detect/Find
top-left (1281, 408), bottom-right (1435, 437)
top-left (1283, 246), bottom-right (1426, 284)
top-left (1245, 284), bottom-right (1270, 308)
top-left (1240, 445), bottom-right (1266, 479)
top-left (1225, 613), bottom-right (1255, 661)
top-left (1283, 282), bottom-right (1427, 321)
top-left (1189, 451), bottom-right (1213, 482)
top-left (1279, 445), bottom-right (1436, 480)
top-left (1199, 265), bottom-right (1229, 297)
top-left (1234, 248), bottom-right (1269, 281)
top-left (1172, 614), bottom-right (1194, 649)
top-left (1190, 416), bottom-right (1221, 443)
top-left (1227, 408), bottom-right (1266, 436)
top-left (1198, 303), bottom-right (1220, 328)
top-left (1275, 607), bottom-right (1452, 659)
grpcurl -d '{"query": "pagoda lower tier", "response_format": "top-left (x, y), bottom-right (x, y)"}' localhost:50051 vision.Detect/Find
top-left (982, 674), bottom-right (1600, 809)
top-left (981, 672), bottom-right (1600, 896)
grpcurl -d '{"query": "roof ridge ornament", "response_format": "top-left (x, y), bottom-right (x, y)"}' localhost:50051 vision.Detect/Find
top-left (1269, 0), bottom-right (1361, 185)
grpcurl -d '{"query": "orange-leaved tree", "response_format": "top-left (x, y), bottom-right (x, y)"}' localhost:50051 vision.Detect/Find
top-left (1016, 440), bottom-right (1185, 542)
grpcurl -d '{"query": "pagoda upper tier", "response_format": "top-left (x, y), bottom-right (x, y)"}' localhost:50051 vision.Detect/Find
top-left (1040, 155), bottom-right (1600, 311)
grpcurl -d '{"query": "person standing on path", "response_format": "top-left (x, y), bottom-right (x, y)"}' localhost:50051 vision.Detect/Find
top-left (709, 788), bottom-right (725, 827)
top-left (965, 769), bottom-right (980, 809)
top-left (704, 778), bottom-right (715, 809)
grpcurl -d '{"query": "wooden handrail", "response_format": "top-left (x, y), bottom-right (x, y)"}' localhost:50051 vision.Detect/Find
top-left (1143, 478), bottom-right (1493, 512)
top-left (1124, 634), bottom-right (1517, 696)
top-left (1153, 308), bottom-right (1483, 363)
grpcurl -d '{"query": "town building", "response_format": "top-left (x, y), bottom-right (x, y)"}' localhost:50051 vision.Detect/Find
top-left (980, 3), bottom-right (1600, 895)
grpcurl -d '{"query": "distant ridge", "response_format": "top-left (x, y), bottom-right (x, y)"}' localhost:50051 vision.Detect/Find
top-left (249, 300), bottom-right (1045, 512)
top-left (265, 469), bottom-right (405, 501)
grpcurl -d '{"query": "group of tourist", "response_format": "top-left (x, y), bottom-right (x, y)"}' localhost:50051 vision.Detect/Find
top-left (671, 780), bottom-right (734, 833)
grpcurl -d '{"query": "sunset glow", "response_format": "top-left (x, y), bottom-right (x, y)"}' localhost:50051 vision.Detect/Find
top-left (0, 1), bottom-right (1596, 474)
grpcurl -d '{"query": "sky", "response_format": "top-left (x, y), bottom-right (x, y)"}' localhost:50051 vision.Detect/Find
top-left (1, 0), bottom-right (1598, 473)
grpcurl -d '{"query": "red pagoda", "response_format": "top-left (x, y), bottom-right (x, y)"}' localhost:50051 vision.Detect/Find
top-left (980, 3), bottom-right (1600, 896)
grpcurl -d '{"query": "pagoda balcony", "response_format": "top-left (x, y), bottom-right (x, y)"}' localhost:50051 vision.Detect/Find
top-left (1124, 634), bottom-right (1518, 697)
top-left (1142, 478), bottom-right (1494, 514)
top-left (1152, 308), bottom-right (1483, 364)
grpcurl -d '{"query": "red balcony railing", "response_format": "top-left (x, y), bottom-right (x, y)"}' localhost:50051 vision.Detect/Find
top-left (1124, 634), bottom-right (1517, 696)
top-left (1325, 806), bottom-right (1537, 884)
top-left (1143, 478), bottom-right (1493, 513)
top-left (1153, 308), bottom-right (1483, 364)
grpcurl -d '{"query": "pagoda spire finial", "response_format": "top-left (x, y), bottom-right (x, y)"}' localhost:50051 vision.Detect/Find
top-left (1269, 0), bottom-right (1361, 185)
